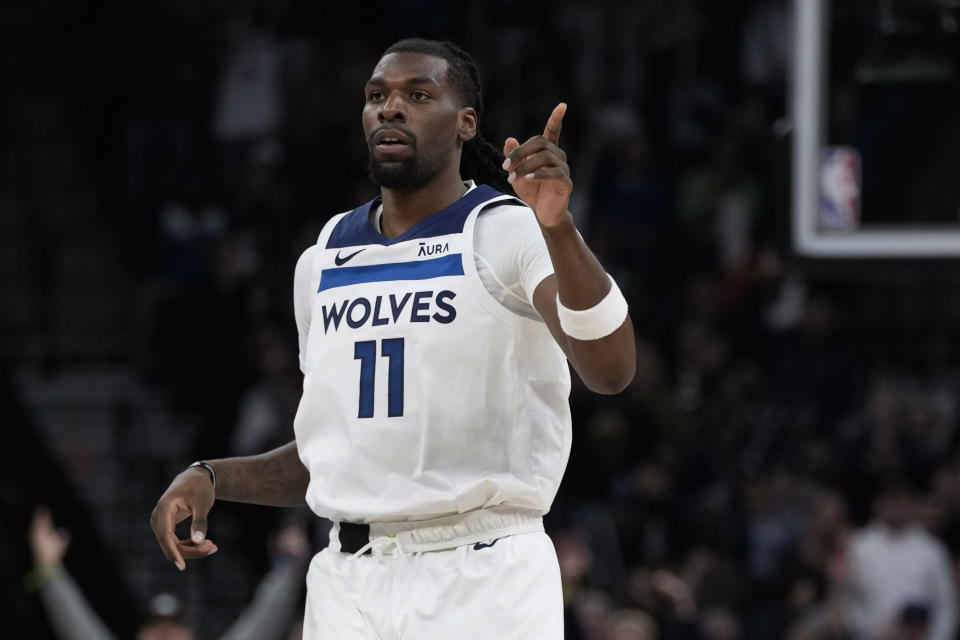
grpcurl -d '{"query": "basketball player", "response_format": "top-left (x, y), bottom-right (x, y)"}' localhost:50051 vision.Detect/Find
top-left (151, 38), bottom-right (636, 638)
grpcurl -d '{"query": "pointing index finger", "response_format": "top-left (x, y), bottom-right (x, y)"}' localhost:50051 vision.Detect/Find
top-left (543, 103), bottom-right (567, 144)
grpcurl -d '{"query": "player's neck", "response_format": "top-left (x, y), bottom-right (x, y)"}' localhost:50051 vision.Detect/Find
top-left (378, 169), bottom-right (467, 238)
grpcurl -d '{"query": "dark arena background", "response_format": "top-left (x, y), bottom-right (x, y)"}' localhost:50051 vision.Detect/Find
top-left (4, 1), bottom-right (960, 638)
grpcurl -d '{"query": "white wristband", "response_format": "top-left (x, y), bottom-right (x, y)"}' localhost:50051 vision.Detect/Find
top-left (556, 275), bottom-right (628, 340)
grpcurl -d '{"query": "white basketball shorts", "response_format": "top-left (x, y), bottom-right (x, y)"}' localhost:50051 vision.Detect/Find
top-left (302, 511), bottom-right (563, 639)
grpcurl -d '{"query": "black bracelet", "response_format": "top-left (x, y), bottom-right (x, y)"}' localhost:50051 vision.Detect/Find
top-left (188, 461), bottom-right (216, 491)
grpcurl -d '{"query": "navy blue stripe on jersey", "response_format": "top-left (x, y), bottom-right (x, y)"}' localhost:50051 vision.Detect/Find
top-left (318, 254), bottom-right (464, 292)
top-left (326, 184), bottom-right (504, 249)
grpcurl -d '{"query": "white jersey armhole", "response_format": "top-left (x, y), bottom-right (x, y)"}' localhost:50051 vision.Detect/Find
top-left (294, 211), bottom-right (350, 374)
top-left (293, 245), bottom-right (318, 374)
top-left (473, 203), bottom-right (555, 321)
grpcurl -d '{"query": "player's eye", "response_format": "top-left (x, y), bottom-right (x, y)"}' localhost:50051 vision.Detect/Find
top-left (411, 90), bottom-right (430, 102)
top-left (367, 91), bottom-right (384, 102)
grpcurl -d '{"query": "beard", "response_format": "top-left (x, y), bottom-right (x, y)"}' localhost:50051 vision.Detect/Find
top-left (367, 150), bottom-right (436, 190)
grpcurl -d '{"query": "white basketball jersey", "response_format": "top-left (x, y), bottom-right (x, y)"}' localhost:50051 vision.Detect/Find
top-left (293, 185), bottom-right (572, 523)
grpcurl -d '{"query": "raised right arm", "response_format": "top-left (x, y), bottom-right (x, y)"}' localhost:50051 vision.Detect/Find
top-left (150, 440), bottom-right (308, 571)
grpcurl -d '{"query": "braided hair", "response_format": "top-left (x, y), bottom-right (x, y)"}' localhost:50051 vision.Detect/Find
top-left (382, 38), bottom-right (513, 194)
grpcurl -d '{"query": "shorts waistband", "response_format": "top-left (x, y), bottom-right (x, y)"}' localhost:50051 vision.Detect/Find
top-left (331, 509), bottom-right (544, 554)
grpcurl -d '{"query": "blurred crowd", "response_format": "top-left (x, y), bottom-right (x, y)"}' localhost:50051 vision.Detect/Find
top-left (15, 0), bottom-right (960, 638)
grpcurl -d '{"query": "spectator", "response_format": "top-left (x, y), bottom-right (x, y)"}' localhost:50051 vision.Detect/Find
top-left (783, 490), bottom-right (854, 640)
top-left (839, 477), bottom-right (958, 640)
top-left (230, 324), bottom-right (302, 456)
top-left (608, 608), bottom-right (660, 640)
top-left (28, 506), bottom-right (307, 640)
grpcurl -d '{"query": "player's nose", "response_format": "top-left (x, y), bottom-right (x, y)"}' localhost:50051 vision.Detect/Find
top-left (378, 93), bottom-right (406, 123)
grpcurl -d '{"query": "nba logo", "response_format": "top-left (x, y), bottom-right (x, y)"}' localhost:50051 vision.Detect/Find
top-left (820, 146), bottom-right (861, 231)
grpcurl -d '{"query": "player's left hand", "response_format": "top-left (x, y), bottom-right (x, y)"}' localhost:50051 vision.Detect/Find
top-left (502, 103), bottom-right (572, 228)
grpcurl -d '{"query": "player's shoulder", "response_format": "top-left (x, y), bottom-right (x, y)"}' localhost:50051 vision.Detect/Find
top-left (320, 209), bottom-right (360, 240)
top-left (473, 185), bottom-right (528, 214)
top-left (295, 209), bottom-right (354, 268)
top-left (474, 189), bottom-right (537, 232)
top-left (295, 242), bottom-right (320, 266)
top-left (474, 197), bottom-right (533, 236)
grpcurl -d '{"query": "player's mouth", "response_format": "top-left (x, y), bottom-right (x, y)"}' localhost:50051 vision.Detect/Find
top-left (372, 128), bottom-right (413, 156)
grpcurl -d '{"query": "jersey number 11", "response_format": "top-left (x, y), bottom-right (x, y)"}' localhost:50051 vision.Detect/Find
top-left (354, 338), bottom-right (404, 418)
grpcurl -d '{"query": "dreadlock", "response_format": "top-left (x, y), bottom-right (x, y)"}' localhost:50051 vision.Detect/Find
top-left (383, 38), bottom-right (514, 194)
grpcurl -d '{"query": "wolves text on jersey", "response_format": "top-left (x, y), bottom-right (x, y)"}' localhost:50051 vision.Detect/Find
top-left (321, 290), bottom-right (457, 333)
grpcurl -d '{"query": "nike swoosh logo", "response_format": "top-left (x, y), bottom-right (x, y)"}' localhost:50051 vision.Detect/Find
top-left (334, 248), bottom-right (366, 266)
top-left (473, 538), bottom-right (501, 551)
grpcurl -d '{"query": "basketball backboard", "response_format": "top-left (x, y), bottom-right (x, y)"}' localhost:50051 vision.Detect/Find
top-left (792, 0), bottom-right (960, 257)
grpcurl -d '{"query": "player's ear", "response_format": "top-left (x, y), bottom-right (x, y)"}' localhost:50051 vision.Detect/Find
top-left (458, 107), bottom-right (477, 143)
